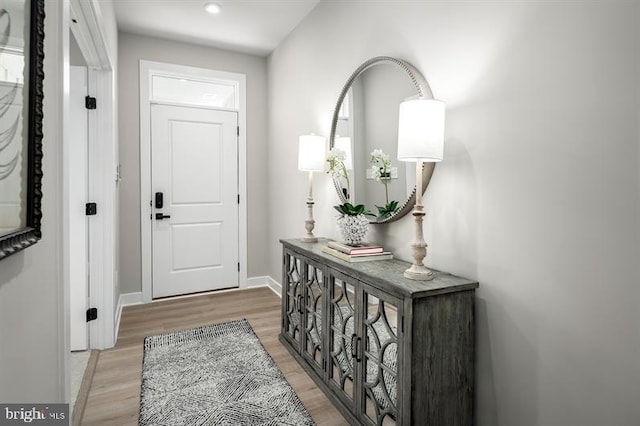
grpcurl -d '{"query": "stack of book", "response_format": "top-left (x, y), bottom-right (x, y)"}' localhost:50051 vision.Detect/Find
top-left (321, 241), bottom-right (393, 263)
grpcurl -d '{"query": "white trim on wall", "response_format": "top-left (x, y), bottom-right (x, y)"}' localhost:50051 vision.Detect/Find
top-left (67, 0), bottom-right (117, 352)
top-left (139, 60), bottom-right (248, 303)
top-left (70, 0), bottom-right (110, 69)
top-left (56, 0), bottom-right (71, 404)
top-left (247, 276), bottom-right (282, 297)
top-left (88, 68), bottom-right (118, 350)
top-left (114, 292), bottom-right (143, 341)
top-left (119, 291), bottom-right (143, 306)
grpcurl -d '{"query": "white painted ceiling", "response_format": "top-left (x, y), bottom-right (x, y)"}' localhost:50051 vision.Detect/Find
top-left (112, 0), bottom-right (321, 56)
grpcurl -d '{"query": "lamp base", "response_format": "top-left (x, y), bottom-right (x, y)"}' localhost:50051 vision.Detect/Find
top-left (302, 215), bottom-right (317, 243)
top-left (403, 264), bottom-right (434, 281)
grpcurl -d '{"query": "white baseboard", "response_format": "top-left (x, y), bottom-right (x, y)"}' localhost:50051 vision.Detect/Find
top-left (246, 276), bottom-right (281, 297)
top-left (120, 292), bottom-right (143, 306)
top-left (114, 291), bottom-right (143, 342)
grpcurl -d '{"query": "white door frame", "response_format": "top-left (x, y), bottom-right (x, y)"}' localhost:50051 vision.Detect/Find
top-left (140, 60), bottom-right (248, 303)
top-left (66, 0), bottom-right (117, 350)
top-left (69, 65), bottom-right (89, 351)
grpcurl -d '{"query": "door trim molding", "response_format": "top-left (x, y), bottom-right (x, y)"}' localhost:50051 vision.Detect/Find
top-left (87, 67), bottom-right (117, 350)
top-left (66, 0), bottom-right (117, 352)
top-left (139, 60), bottom-right (247, 303)
top-left (68, 66), bottom-right (89, 351)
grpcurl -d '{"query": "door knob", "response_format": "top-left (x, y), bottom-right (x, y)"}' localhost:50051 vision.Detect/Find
top-left (155, 213), bottom-right (171, 220)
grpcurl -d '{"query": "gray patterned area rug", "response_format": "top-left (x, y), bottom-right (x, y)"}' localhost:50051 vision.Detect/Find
top-left (139, 319), bottom-right (315, 425)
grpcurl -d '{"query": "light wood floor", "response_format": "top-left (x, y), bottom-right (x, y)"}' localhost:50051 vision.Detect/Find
top-left (81, 287), bottom-right (349, 425)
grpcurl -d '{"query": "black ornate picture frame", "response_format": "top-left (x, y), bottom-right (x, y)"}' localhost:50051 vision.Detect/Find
top-left (0, 0), bottom-right (44, 260)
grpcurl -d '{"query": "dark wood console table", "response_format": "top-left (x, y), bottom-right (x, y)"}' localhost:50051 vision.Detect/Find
top-left (279, 238), bottom-right (478, 425)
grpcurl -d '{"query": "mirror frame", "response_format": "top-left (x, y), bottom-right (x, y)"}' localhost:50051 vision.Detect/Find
top-left (329, 56), bottom-right (436, 224)
top-left (0, 0), bottom-right (45, 260)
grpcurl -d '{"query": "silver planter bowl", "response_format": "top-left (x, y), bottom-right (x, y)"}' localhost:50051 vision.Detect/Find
top-left (337, 214), bottom-right (369, 246)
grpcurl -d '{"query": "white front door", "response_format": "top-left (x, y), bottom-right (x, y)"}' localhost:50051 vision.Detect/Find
top-left (69, 66), bottom-right (89, 350)
top-left (151, 104), bottom-right (239, 298)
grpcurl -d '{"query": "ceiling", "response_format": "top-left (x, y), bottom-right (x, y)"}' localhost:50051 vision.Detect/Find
top-left (112, 0), bottom-right (321, 56)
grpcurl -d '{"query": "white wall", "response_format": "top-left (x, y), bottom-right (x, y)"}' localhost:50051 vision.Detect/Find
top-left (0, 0), bottom-right (120, 400)
top-left (118, 32), bottom-right (269, 294)
top-left (267, 2), bottom-right (640, 424)
top-left (70, 31), bottom-right (86, 66)
top-left (0, 0), bottom-right (67, 402)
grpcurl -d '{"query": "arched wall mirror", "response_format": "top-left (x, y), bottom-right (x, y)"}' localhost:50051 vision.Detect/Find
top-left (329, 56), bottom-right (436, 224)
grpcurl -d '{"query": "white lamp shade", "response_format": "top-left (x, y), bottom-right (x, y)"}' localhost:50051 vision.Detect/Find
top-left (397, 99), bottom-right (445, 162)
top-left (298, 134), bottom-right (326, 171)
top-left (334, 136), bottom-right (353, 170)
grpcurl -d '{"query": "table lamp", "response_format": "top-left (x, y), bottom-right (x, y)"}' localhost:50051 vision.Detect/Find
top-left (298, 134), bottom-right (326, 242)
top-left (397, 98), bottom-right (445, 280)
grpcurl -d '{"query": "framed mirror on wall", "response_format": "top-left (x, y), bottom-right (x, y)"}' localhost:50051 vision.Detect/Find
top-left (329, 56), bottom-right (436, 224)
top-left (0, 0), bottom-right (45, 260)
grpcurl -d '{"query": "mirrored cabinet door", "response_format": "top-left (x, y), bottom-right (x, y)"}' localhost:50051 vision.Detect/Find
top-left (327, 270), bottom-right (359, 411)
top-left (302, 260), bottom-right (325, 372)
top-left (361, 289), bottom-right (402, 426)
top-left (282, 251), bottom-right (303, 349)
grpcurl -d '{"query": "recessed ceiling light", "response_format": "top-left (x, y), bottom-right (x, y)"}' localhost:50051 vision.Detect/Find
top-left (204, 2), bottom-right (221, 15)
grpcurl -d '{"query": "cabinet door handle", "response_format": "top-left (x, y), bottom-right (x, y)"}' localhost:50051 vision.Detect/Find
top-left (355, 336), bottom-right (362, 363)
top-left (297, 294), bottom-right (304, 314)
top-left (350, 334), bottom-right (358, 359)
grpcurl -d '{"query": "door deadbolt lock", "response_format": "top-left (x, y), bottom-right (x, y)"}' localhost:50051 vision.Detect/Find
top-left (155, 192), bottom-right (164, 208)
